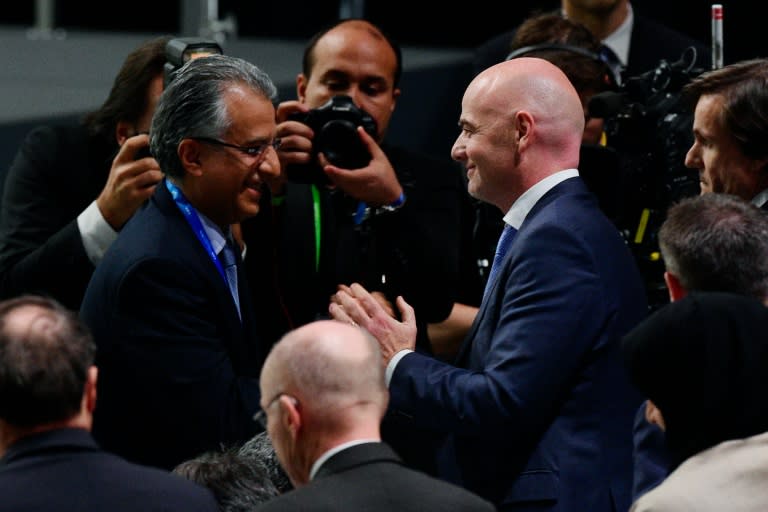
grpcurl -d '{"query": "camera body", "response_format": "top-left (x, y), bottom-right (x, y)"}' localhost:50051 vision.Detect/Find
top-left (287, 95), bottom-right (378, 184)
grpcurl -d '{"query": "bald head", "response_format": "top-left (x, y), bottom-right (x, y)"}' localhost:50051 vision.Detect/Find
top-left (454, 58), bottom-right (585, 210)
top-left (470, 57), bottom-right (585, 147)
top-left (260, 321), bottom-right (387, 423)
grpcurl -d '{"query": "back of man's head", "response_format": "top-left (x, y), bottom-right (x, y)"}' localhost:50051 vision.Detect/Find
top-left (659, 193), bottom-right (768, 300)
top-left (0, 295), bottom-right (95, 427)
top-left (261, 320), bottom-right (387, 433)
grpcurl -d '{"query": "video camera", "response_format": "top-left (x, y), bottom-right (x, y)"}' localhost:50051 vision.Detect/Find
top-left (286, 95), bottom-right (378, 185)
top-left (588, 47), bottom-right (705, 308)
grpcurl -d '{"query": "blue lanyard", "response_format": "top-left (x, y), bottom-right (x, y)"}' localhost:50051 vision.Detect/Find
top-left (165, 179), bottom-right (227, 283)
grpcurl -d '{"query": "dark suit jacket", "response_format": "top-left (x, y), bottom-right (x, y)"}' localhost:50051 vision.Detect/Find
top-left (253, 144), bottom-right (467, 336)
top-left (472, 10), bottom-right (711, 79)
top-left (632, 401), bottom-right (672, 500)
top-left (0, 428), bottom-right (219, 512)
top-left (388, 178), bottom-right (648, 510)
top-left (0, 122), bottom-right (113, 310)
top-left (254, 442), bottom-right (495, 512)
top-left (80, 180), bottom-right (267, 469)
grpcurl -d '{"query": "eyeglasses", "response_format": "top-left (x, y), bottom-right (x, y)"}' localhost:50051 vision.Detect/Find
top-left (253, 393), bottom-right (299, 429)
top-left (190, 136), bottom-right (282, 159)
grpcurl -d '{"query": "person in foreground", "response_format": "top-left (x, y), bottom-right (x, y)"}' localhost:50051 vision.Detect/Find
top-left (630, 192), bottom-right (768, 499)
top-left (79, 54), bottom-right (283, 469)
top-left (623, 291), bottom-right (768, 511)
top-left (254, 320), bottom-right (495, 512)
top-left (330, 57), bottom-right (647, 510)
top-left (0, 295), bottom-right (218, 511)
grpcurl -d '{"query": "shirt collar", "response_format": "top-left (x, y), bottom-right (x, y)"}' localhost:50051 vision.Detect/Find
top-left (309, 439), bottom-right (380, 481)
top-left (602, 2), bottom-right (633, 66)
top-left (197, 211), bottom-right (228, 254)
top-left (503, 169), bottom-right (579, 229)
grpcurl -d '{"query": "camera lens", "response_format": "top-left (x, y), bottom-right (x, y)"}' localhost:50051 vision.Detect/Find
top-left (317, 119), bottom-right (370, 169)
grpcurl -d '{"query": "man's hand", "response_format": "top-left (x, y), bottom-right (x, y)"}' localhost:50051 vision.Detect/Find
top-left (275, 101), bottom-right (314, 170)
top-left (96, 133), bottom-right (162, 230)
top-left (321, 127), bottom-right (403, 206)
top-left (330, 282), bottom-right (417, 364)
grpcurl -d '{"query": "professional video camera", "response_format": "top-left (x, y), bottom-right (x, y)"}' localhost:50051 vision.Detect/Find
top-left (588, 47), bottom-right (705, 308)
top-left (287, 95), bottom-right (378, 185)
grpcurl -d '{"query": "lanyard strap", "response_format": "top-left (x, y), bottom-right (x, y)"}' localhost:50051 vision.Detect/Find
top-left (165, 179), bottom-right (227, 283)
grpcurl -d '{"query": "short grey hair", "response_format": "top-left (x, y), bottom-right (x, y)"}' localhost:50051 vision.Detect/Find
top-left (150, 54), bottom-right (277, 178)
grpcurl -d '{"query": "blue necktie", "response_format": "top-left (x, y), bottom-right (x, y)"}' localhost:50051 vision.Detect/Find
top-left (219, 239), bottom-right (241, 320)
top-left (483, 224), bottom-right (517, 302)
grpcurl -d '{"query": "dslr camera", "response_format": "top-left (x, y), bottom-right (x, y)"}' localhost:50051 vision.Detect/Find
top-left (287, 95), bottom-right (378, 184)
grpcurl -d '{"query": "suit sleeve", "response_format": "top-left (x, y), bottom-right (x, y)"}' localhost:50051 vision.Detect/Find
top-left (0, 126), bottom-right (94, 310)
top-left (389, 221), bottom-right (614, 438)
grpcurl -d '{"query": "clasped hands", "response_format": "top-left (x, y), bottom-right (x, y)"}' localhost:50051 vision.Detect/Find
top-left (329, 283), bottom-right (417, 365)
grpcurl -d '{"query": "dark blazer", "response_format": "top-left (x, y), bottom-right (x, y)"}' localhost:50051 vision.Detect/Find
top-left (254, 144), bottom-right (466, 337)
top-left (80, 180), bottom-right (266, 470)
top-left (0, 122), bottom-right (114, 310)
top-left (388, 177), bottom-right (648, 510)
top-left (632, 401), bottom-right (672, 500)
top-left (0, 428), bottom-right (219, 512)
top-left (472, 10), bottom-right (711, 79)
top-left (245, 144), bottom-right (474, 475)
top-left (254, 442), bottom-right (496, 512)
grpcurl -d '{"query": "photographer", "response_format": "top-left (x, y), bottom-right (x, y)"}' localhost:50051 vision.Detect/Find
top-left (0, 35), bottom-right (169, 311)
top-left (243, 19), bottom-right (473, 355)
top-left (239, 18), bottom-right (474, 475)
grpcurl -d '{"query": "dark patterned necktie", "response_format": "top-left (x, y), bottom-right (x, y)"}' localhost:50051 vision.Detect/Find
top-left (218, 239), bottom-right (241, 320)
top-left (483, 224), bottom-right (517, 302)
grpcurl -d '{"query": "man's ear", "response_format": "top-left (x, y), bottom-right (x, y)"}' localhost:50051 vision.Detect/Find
top-left (115, 121), bottom-right (135, 146)
top-left (281, 395), bottom-right (302, 441)
top-left (664, 271), bottom-right (687, 302)
top-left (296, 74), bottom-right (308, 103)
top-left (84, 366), bottom-right (98, 414)
top-left (177, 139), bottom-right (203, 177)
top-left (645, 400), bottom-right (666, 431)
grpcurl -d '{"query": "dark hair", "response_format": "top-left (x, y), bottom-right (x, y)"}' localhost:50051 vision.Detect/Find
top-left (659, 193), bottom-right (768, 299)
top-left (173, 446), bottom-right (280, 511)
top-left (83, 35), bottom-right (171, 145)
top-left (0, 295), bottom-right (95, 426)
top-left (237, 431), bottom-right (293, 494)
top-left (507, 12), bottom-right (617, 93)
top-left (682, 58), bottom-right (768, 161)
top-left (149, 54), bottom-right (277, 179)
top-left (302, 18), bottom-right (403, 88)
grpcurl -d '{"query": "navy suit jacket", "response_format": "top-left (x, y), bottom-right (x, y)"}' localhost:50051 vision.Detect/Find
top-left (0, 428), bottom-right (218, 512)
top-left (254, 442), bottom-right (495, 512)
top-left (388, 177), bottom-right (648, 510)
top-left (80, 180), bottom-right (266, 469)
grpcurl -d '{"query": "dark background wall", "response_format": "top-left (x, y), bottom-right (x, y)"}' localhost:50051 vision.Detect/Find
top-left (1, 1), bottom-right (762, 63)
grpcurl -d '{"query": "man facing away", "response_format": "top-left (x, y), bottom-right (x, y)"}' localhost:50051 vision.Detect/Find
top-left (254, 320), bottom-right (495, 512)
top-left (330, 57), bottom-right (648, 510)
top-left (0, 295), bottom-right (219, 512)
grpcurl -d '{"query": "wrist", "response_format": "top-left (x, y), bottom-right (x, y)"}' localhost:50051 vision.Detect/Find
top-left (376, 191), bottom-right (406, 214)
